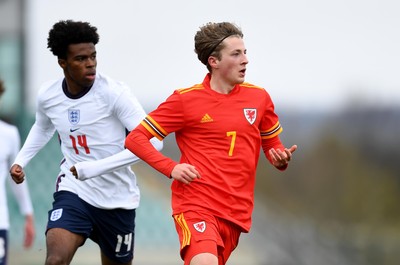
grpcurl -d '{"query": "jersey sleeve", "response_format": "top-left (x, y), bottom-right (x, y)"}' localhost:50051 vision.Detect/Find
top-left (113, 85), bottom-right (164, 149)
top-left (8, 127), bottom-right (34, 215)
top-left (112, 85), bottom-right (147, 131)
top-left (13, 94), bottom-right (56, 168)
top-left (259, 91), bottom-right (283, 140)
top-left (74, 149), bottom-right (139, 180)
top-left (73, 135), bottom-right (163, 180)
top-left (259, 91), bottom-right (287, 170)
top-left (125, 124), bottom-right (177, 178)
top-left (8, 179), bottom-right (34, 216)
top-left (125, 91), bottom-right (184, 177)
top-left (73, 84), bottom-right (163, 180)
top-left (138, 91), bottom-right (185, 141)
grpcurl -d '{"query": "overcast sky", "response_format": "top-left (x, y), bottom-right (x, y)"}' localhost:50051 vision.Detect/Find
top-left (25, 0), bottom-right (400, 113)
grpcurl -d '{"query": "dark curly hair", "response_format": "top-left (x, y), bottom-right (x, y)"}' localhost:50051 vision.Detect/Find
top-left (47, 20), bottom-right (100, 59)
top-left (194, 22), bottom-right (243, 71)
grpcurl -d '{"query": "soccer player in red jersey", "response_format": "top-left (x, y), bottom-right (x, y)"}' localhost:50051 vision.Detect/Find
top-left (125, 22), bottom-right (297, 265)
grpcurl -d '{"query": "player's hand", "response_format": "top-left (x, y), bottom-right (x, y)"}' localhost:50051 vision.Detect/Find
top-left (269, 145), bottom-right (297, 169)
top-left (171, 163), bottom-right (201, 184)
top-left (10, 164), bottom-right (25, 184)
top-left (70, 166), bottom-right (78, 179)
top-left (23, 214), bottom-right (35, 249)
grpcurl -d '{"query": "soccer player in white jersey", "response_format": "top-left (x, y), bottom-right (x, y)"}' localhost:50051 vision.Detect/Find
top-left (9, 20), bottom-right (162, 265)
top-left (0, 79), bottom-right (35, 265)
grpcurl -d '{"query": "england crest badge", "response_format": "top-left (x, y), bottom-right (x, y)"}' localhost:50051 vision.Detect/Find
top-left (68, 109), bottom-right (80, 125)
top-left (50, 208), bottom-right (63, 221)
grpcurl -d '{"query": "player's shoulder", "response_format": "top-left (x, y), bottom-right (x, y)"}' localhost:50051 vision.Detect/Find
top-left (95, 73), bottom-right (131, 96)
top-left (36, 77), bottom-right (64, 103)
top-left (175, 83), bottom-right (205, 95)
top-left (38, 77), bottom-right (63, 93)
top-left (240, 82), bottom-right (266, 91)
top-left (240, 82), bottom-right (270, 96)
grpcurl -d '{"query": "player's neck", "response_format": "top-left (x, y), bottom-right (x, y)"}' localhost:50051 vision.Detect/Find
top-left (209, 76), bottom-right (235, 94)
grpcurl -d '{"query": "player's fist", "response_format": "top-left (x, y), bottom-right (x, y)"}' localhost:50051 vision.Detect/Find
top-left (170, 163), bottom-right (201, 184)
top-left (10, 164), bottom-right (25, 184)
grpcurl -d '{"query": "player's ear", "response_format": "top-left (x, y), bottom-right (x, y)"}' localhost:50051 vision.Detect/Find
top-left (58, 58), bottom-right (66, 69)
top-left (208, 56), bottom-right (219, 69)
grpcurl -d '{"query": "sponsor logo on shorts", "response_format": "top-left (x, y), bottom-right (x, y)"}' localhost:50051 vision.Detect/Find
top-left (193, 221), bottom-right (206, 233)
top-left (115, 253), bottom-right (130, 258)
top-left (50, 208), bottom-right (63, 221)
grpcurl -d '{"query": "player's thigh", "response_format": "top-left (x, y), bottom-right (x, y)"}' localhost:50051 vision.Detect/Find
top-left (46, 228), bottom-right (85, 264)
top-left (100, 251), bottom-right (132, 265)
top-left (182, 239), bottom-right (219, 265)
top-left (217, 218), bottom-right (241, 264)
top-left (190, 252), bottom-right (218, 265)
top-left (174, 211), bottom-right (220, 263)
top-left (91, 208), bottom-right (136, 264)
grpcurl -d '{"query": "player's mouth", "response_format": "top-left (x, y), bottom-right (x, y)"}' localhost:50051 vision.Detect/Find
top-left (85, 72), bottom-right (96, 81)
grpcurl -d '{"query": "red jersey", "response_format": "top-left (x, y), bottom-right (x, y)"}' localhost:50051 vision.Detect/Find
top-left (128, 74), bottom-right (282, 232)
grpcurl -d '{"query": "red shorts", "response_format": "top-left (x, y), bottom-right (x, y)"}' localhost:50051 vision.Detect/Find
top-left (173, 211), bottom-right (241, 265)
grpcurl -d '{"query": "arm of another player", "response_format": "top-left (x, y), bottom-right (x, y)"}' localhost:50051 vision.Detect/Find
top-left (8, 181), bottom-right (36, 248)
top-left (71, 84), bottom-right (163, 180)
top-left (71, 137), bottom-right (162, 180)
top-left (23, 214), bottom-right (35, 249)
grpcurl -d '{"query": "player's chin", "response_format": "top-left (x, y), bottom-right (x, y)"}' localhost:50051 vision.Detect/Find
top-left (236, 77), bottom-right (245, 84)
top-left (81, 80), bottom-right (95, 88)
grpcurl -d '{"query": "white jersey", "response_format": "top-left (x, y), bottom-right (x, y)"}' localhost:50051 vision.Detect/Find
top-left (0, 120), bottom-right (33, 229)
top-left (14, 73), bottom-right (158, 210)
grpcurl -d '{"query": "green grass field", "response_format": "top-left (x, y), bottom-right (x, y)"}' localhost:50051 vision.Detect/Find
top-left (9, 241), bottom-right (258, 265)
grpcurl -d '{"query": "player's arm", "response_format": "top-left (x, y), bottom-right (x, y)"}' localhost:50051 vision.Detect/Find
top-left (23, 214), bottom-right (35, 249)
top-left (11, 124), bottom-right (55, 183)
top-left (125, 93), bottom-right (199, 183)
top-left (7, 127), bottom-right (35, 248)
top-left (125, 124), bottom-right (200, 184)
top-left (71, 86), bottom-right (163, 180)
top-left (8, 178), bottom-right (35, 248)
top-left (11, 98), bottom-right (56, 172)
top-left (262, 135), bottom-right (297, 170)
top-left (260, 93), bottom-right (297, 170)
top-left (126, 124), bottom-right (175, 177)
top-left (71, 137), bottom-right (162, 180)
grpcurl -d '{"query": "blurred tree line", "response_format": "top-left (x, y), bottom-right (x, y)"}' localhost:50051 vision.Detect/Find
top-left (255, 106), bottom-right (400, 265)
